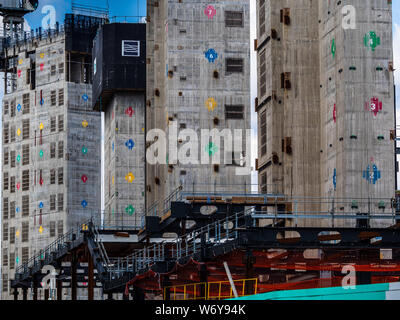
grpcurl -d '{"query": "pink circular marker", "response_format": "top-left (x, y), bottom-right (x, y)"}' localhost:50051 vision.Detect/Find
top-left (82, 175), bottom-right (88, 183)
top-left (205, 5), bottom-right (216, 19)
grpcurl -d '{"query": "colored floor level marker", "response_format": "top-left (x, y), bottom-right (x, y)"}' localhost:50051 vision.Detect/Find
top-left (17, 70), bottom-right (21, 78)
top-left (333, 104), bottom-right (336, 123)
top-left (125, 107), bottom-right (134, 117)
top-left (126, 205), bottom-right (135, 216)
top-left (363, 164), bottom-right (381, 184)
top-left (81, 200), bottom-right (88, 208)
top-left (364, 31), bottom-right (380, 51)
top-left (206, 98), bottom-right (217, 111)
top-left (205, 48), bottom-right (218, 63)
top-left (82, 120), bottom-right (89, 128)
top-left (331, 39), bottom-right (336, 58)
top-left (365, 97), bottom-right (383, 116)
top-left (16, 230), bottom-right (20, 237)
top-left (18, 59), bottom-right (23, 65)
top-left (205, 5), bottom-right (216, 19)
top-left (40, 63), bottom-right (44, 71)
top-left (125, 173), bottom-right (135, 183)
top-left (39, 226), bottom-right (43, 234)
top-left (81, 175), bottom-right (88, 183)
top-left (333, 169), bottom-right (337, 190)
top-left (16, 182), bottom-right (20, 191)
top-left (17, 128), bottom-right (21, 136)
top-left (205, 142), bottom-right (218, 156)
top-left (17, 104), bottom-right (22, 112)
top-left (82, 146), bottom-right (88, 154)
top-left (125, 139), bottom-right (135, 150)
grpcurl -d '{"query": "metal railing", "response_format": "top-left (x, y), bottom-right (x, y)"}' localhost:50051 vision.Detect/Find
top-left (164, 278), bottom-right (258, 300)
top-left (15, 219), bottom-right (91, 276)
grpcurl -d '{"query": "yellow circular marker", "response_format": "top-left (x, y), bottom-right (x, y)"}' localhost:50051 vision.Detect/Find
top-left (205, 97), bottom-right (217, 111)
top-left (40, 53), bottom-right (45, 59)
top-left (142, 128), bottom-right (145, 132)
top-left (39, 123), bottom-right (44, 130)
top-left (16, 230), bottom-right (20, 237)
top-left (82, 120), bottom-right (89, 128)
top-left (112, 176), bottom-right (115, 185)
top-left (18, 59), bottom-right (23, 65)
top-left (125, 173), bottom-right (135, 183)
top-left (39, 226), bottom-right (43, 234)
top-left (17, 128), bottom-right (21, 136)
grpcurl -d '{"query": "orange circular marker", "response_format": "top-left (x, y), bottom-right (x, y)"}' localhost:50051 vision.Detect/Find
top-left (205, 98), bottom-right (217, 111)
top-left (125, 173), bottom-right (135, 183)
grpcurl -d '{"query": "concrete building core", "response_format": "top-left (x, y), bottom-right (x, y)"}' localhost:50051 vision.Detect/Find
top-left (256, 0), bottom-right (396, 227)
top-left (92, 23), bottom-right (146, 228)
top-left (146, 0), bottom-right (252, 213)
top-left (1, 14), bottom-right (104, 299)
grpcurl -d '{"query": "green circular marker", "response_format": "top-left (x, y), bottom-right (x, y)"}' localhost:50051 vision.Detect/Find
top-left (16, 256), bottom-right (19, 264)
top-left (82, 146), bottom-right (88, 154)
top-left (125, 205), bottom-right (135, 216)
top-left (39, 150), bottom-right (44, 158)
top-left (16, 155), bottom-right (21, 162)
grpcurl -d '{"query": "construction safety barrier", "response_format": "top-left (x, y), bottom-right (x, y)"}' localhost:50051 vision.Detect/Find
top-left (163, 278), bottom-right (258, 300)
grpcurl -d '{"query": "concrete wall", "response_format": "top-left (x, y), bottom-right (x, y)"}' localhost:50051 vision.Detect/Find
top-left (1, 32), bottom-right (101, 299)
top-left (104, 93), bottom-right (146, 228)
top-left (256, 0), bottom-right (396, 228)
top-left (146, 0), bottom-right (251, 214)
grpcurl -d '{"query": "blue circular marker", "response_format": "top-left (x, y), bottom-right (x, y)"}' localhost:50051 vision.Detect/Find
top-left (125, 139), bottom-right (135, 150)
top-left (39, 202), bottom-right (43, 209)
top-left (81, 200), bottom-right (88, 208)
top-left (82, 94), bottom-right (89, 101)
top-left (16, 207), bottom-right (20, 213)
top-left (17, 104), bottom-right (22, 112)
top-left (40, 98), bottom-right (44, 105)
top-left (205, 48), bottom-right (218, 63)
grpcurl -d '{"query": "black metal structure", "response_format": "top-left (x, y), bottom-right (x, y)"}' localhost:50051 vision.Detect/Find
top-left (92, 22), bottom-right (146, 111)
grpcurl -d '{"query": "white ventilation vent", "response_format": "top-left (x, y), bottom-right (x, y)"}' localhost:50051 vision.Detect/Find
top-left (122, 40), bottom-right (140, 57)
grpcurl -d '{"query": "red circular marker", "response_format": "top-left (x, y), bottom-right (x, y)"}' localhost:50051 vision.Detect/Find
top-left (40, 63), bottom-right (44, 71)
top-left (125, 107), bottom-right (134, 117)
top-left (18, 70), bottom-right (22, 78)
top-left (81, 175), bottom-right (88, 183)
top-left (39, 178), bottom-right (43, 185)
top-left (16, 183), bottom-right (20, 190)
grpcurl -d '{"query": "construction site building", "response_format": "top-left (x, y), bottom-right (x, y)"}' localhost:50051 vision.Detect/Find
top-left (146, 0), bottom-right (252, 212)
top-left (256, 0), bottom-right (396, 227)
top-left (1, 14), bottom-right (105, 299)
